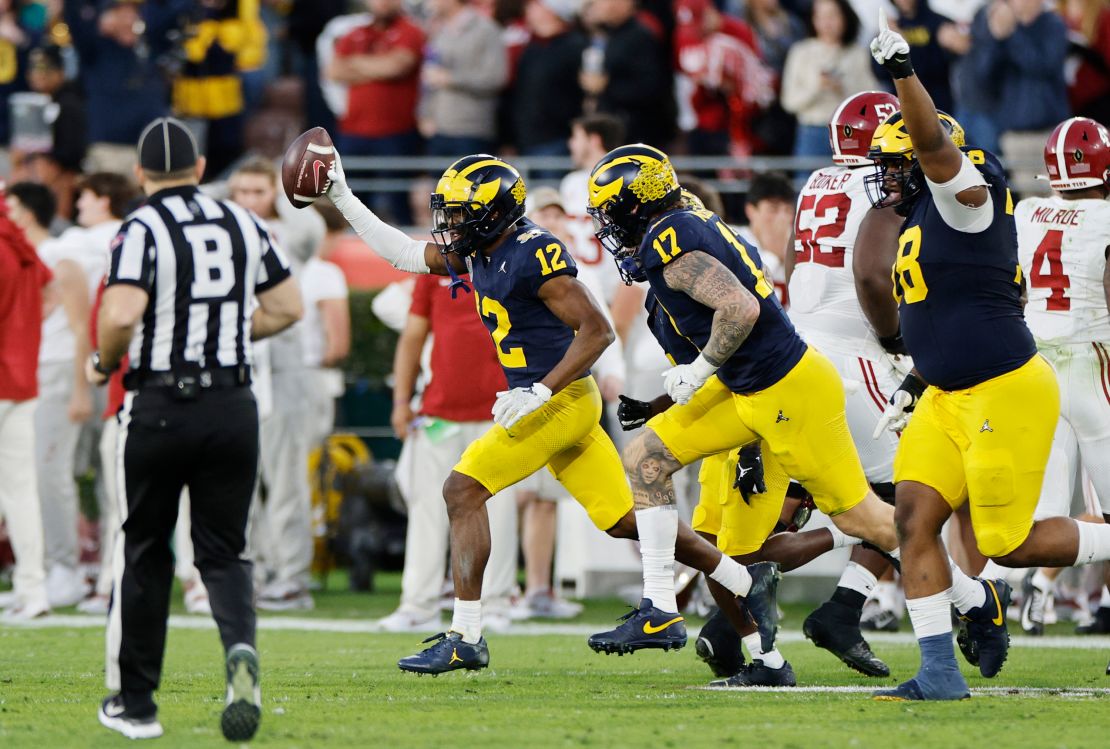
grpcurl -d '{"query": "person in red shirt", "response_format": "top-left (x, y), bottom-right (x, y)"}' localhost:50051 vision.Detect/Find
top-left (324, 0), bottom-right (425, 225)
top-left (378, 273), bottom-right (520, 632)
top-left (0, 185), bottom-right (52, 621)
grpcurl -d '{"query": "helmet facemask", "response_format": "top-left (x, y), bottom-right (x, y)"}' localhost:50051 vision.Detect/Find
top-left (431, 194), bottom-right (512, 258)
top-left (864, 156), bottom-right (922, 215)
top-left (588, 197), bottom-right (649, 285)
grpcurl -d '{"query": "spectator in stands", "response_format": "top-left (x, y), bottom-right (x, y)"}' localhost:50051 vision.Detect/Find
top-left (302, 203), bottom-right (351, 447)
top-left (63, 0), bottom-right (187, 175)
top-left (872, 0), bottom-right (958, 113)
top-left (780, 0), bottom-right (876, 158)
top-left (581, 0), bottom-right (674, 147)
top-left (20, 44), bottom-right (87, 221)
top-left (1061, 0), bottom-right (1110, 124)
top-left (0, 184), bottom-right (51, 622)
top-left (172, 0), bottom-right (264, 179)
top-left (421, 0), bottom-right (508, 157)
top-left (381, 274), bottom-right (518, 633)
top-left (325, 0), bottom-right (424, 225)
top-left (512, 0), bottom-right (587, 156)
top-left (288, 0), bottom-right (348, 132)
top-left (744, 0), bottom-right (806, 74)
top-left (0, 0), bottom-right (37, 175)
top-left (951, 5), bottom-right (1000, 153)
top-left (674, 0), bottom-right (775, 156)
top-left (972, 0), bottom-right (1070, 193)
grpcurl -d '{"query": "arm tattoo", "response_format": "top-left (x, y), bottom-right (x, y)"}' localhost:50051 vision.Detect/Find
top-left (623, 430), bottom-right (683, 510)
top-left (662, 251), bottom-right (760, 366)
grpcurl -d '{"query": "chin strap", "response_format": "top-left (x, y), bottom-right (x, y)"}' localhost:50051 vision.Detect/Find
top-left (445, 257), bottom-right (471, 298)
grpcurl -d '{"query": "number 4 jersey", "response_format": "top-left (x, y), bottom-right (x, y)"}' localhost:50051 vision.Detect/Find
top-left (1016, 196), bottom-right (1110, 347)
top-left (788, 165), bottom-right (882, 360)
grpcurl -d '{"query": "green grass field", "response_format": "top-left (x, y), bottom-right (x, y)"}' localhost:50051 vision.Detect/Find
top-left (1, 577), bottom-right (1108, 748)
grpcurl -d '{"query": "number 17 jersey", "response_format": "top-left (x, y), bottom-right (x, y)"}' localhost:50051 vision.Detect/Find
top-left (1016, 195), bottom-right (1110, 347)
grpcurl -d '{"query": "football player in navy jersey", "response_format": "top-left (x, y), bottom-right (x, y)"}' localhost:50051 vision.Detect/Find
top-left (585, 145), bottom-right (906, 655)
top-left (325, 153), bottom-right (779, 675)
top-left (868, 11), bottom-right (1110, 701)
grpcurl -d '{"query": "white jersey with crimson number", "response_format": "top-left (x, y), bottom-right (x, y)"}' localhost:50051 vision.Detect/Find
top-left (1016, 196), bottom-right (1110, 347)
top-left (788, 165), bottom-right (883, 360)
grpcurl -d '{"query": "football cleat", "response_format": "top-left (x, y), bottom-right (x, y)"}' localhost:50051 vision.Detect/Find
top-left (957, 579), bottom-right (1012, 678)
top-left (744, 562), bottom-right (782, 653)
top-left (1076, 606), bottom-right (1110, 635)
top-left (802, 600), bottom-right (890, 677)
top-left (398, 631), bottom-right (490, 674)
top-left (588, 599), bottom-right (687, 655)
top-left (694, 608), bottom-right (745, 678)
top-left (97, 695), bottom-right (163, 740)
top-left (222, 643), bottom-right (262, 742)
top-left (860, 606), bottom-right (900, 633)
top-left (872, 671), bottom-right (970, 702)
top-left (709, 659), bottom-right (797, 688)
top-left (1019, 571), bottom-right (1047, 636)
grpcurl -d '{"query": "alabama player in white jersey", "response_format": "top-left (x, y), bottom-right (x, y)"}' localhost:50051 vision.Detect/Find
top-left (1012, 117), bottom-right (1110, 638)
top-left (786, 91), bottom-right (910, 671)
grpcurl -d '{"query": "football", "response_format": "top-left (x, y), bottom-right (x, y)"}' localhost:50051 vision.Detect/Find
top-left (281, 126), bottom-right (335, 208)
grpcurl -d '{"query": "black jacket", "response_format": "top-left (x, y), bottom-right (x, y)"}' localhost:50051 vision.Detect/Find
top-left (598, 18), bottom-right (675, 147)
top-left (513, 31), bottom-right (588, 150)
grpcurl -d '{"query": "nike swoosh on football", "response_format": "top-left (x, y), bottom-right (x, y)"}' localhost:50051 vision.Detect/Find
top-left (642, 616), bottom-right (683, 635)
top-left (312, 159), bottom-right (326, 193)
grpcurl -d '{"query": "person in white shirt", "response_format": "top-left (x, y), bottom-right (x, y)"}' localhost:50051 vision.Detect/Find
top-left (1011, 117), bottom-right (1110, 636)
top-left (230, 159), bottom-right (326, 611)
top-left (11, 174), bottom-right (132, 608)
top-left (735, 171), bottom-right (796, 305)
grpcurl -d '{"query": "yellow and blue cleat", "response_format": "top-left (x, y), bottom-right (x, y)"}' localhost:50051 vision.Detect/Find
top-left (398, 631), bottom-right (490, 675)
top-left (588, 599), bottom-right (687, 655)
top-left (955, 578), bottom-right (1012, 678)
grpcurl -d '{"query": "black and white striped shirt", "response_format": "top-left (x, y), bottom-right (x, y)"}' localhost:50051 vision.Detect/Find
top-left (106, 185), bottom-right (292, 373)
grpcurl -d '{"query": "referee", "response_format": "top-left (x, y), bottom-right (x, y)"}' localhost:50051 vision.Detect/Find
top-left (86, 117), bottom-right (303, 741)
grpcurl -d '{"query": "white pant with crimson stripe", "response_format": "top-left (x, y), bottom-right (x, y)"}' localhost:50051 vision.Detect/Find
top-left (1035, 342), bottom-right (1110, 518)
top-left (824, 351), bottom-right (903, 484)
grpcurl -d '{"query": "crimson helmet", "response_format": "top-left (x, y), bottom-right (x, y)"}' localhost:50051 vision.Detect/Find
top-left (1043, 117), bottom-right (1110, 191)
top-left (828, 91), bottom-right (900, 167)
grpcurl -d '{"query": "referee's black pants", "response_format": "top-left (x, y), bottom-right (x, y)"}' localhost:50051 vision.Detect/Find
top-left (107, 385), bottom-right (259, 709)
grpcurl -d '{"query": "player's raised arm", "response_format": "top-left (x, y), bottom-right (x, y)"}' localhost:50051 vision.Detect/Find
top-left (536, 274), bottom-right (617, 393)
top-left (326, 151), bottom-right (461, 276)
top-left (660, 251), bottom-right (761, 403)
top-left (870, 9), bottom-right (988, 210)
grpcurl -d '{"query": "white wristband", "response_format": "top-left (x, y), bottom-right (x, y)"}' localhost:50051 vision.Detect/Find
top-left (691, 353), bottom-right (719, 381)
top-left (332, 192), bottom-right (431, 274)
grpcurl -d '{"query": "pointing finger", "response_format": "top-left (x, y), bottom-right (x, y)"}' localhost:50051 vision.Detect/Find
top-left (878, 7), bottom-right (888, 31)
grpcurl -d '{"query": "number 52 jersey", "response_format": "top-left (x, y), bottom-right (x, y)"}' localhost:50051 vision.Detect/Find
top-left (1015, 195), bottom-right (1110, 347)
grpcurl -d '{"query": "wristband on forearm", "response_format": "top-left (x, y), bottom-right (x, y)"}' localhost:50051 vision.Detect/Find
top-left (896, 371), bottom-right (927, 407)
top-left (878, 329), bottom-right (908, 356)
top-left (884, 53), bottom-right (914, 80)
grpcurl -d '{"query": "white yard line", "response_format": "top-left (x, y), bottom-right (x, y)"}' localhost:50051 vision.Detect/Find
top-left (697, 685), bottom-right (1110, 696)
top-left (2, 614), bottom-right (1109, 651)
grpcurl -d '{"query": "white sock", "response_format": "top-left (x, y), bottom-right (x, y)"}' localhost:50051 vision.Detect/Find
top-left (708, 554), bottom-right (753, 598)
top-left (636, 506), bottom-right (679, 613)
top-left (742, 632), bottom-right (786, 669)
top-left (451, 599), bottom-right (482, 644)
top-left (1031, 569), bottom-right (1053, 592)
top-left (1075, 521), bottom-right (1110, 565)
top-left (979, 558), bottom-right (1008, 580)
top-left (828, 526), bottom-right (862, 549)
top-left (906, 588), bottom-right (954, 639)
top-left (875, 580), bottom-right (899, 612)
top-left (837, 561), bottom-right (878, 598)
top-left (1100, 586), bottom-right (1110, 608)
top-left (948, 558), bottom-right (987, 613)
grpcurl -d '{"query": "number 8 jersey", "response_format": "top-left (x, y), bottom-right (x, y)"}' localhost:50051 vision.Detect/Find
top-left (788, 165), bottom-right (881, 359)
top-left (1015, 196), bottom-right (1110, 347)
top-left (894, 148), bottom-right (1036, 390)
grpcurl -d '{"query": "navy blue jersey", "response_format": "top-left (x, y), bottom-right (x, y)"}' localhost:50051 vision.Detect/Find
top-left (894, 148), bottom-right (1037, 390)
top-left (645, 289), bottom-right (701, 366)
top-left (640, 207), bottom-right (806, 393)
top-left (468, 218), bottom-right (585, 388)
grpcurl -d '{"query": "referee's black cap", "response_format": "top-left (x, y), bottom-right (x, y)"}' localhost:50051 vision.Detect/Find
top-left (137, 117), bottom-right (199, 174)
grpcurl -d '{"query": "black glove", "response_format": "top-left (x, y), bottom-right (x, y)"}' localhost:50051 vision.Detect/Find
top-left (617, 394), bottom-right (653, 431)
top-left (733, 444), bottom-right (767, 504)
top-left (878, 328), bottom-right (908, 356)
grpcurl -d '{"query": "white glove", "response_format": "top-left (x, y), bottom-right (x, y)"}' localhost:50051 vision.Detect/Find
top-left (872, 389), bottom-right (915, 438)
top-left (326, 149), bottom-right (351, 202)
top-left (662, 354), bottom-right (718, 405)
top-left (492, 383), bottom-right (552, 430)
top-left (870, 9), bottom-right (913, 76)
